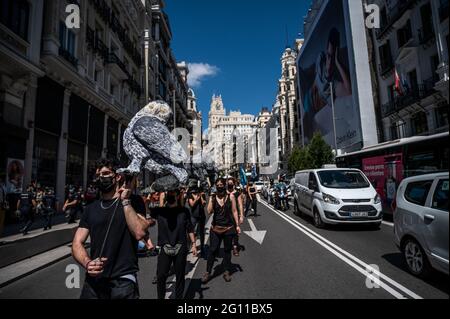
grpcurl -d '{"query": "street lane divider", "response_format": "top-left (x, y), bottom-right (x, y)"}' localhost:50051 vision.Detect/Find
top-left (258, 199), bottom-right (423, 300)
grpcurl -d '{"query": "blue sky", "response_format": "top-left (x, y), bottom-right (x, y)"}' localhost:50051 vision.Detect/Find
top-left (164, 0), bottom-right (309, 129)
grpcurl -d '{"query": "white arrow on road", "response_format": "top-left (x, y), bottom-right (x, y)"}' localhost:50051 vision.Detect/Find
top-left (244, 219), bottom-right (267, 245)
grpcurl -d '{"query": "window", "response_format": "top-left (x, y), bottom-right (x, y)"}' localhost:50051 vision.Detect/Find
top-left (0, 0), bottom-right (29, 40)
top-left (379, 41), bottom-right (393, 73)
top-left (435, 105), bottom-right (449, 128)
top-left (59, 21), bottom-right (76, 56)
top-left (411, 111), bottom-right (428, 135)
top-left (404, 180), bottom-right (433, 206)
top-left (432, 179), bottom-right (449, 211)
top-left (397, 20), bottom-right (412, 48)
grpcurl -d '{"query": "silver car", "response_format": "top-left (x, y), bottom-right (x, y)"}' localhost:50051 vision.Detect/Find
top-left (394, 172), bottom-right (449, 278)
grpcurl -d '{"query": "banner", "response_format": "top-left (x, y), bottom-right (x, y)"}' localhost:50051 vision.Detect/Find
top-left (6, 158), bottom-right (25, 193)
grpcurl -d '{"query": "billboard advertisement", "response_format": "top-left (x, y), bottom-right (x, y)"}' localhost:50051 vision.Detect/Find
top-left (362, 154), bottom-right (403, 214)
top-left (297, 0), bottom-right (362, 149)
top-left (6, 158), bottom-right (25, 194)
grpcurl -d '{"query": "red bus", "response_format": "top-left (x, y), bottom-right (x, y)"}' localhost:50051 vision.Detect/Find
top-left (336, 132), bottom-right (449, 215)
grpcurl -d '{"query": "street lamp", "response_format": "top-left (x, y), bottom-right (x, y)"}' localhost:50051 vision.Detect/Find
top-left (330, 82), bottom-right (338, 155)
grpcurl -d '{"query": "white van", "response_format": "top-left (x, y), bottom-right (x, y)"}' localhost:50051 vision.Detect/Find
top-left (292, 168), bottom-right (383, 228)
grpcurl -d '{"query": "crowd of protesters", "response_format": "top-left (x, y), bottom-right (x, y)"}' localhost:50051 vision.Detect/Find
top-left (69, 157), bottom-right (262, 300)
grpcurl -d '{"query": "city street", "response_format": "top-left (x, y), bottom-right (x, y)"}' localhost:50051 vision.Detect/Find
top-left (0, 198), bottom-right (448, 299)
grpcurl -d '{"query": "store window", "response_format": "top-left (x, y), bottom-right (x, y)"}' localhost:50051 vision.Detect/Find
top-left (33, 131), bottom-right (58, 188)
top-left (0, 0), bottom-right (29, 40)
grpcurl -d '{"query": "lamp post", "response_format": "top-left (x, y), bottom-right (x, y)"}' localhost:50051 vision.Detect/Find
top-left (330, 82), bottom-right (338, 155)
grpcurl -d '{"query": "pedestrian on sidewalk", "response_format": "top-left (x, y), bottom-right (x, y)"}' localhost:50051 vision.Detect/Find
top-left (227, 178), bottom-right (244, 257)
top-left (42, 187), bottom-right (57, 231)
top-left (187, 182), bottom-right (207, 257)
top-left (17, 185), bottom-right (36, 235)
top-left (72, 158), bottom-right (150, 299)
top-left (0, 176), bottom-right (8, 237)
top-left (202, 178), bottom-right (241, 284)
top-left (152, 186), bottom-right (198, 299)
top-left (64, 187), bottom-right (80, 224)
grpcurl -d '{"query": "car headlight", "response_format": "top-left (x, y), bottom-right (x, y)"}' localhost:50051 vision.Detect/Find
top-left (374, 194), bottom-right (381, 205)
top-left (322, 193), bottom-right (340, 205)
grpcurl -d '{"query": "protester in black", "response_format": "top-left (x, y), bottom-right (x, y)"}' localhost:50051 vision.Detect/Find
top-left (202, 178), bottom-right (241, 284)
top-left (152, 188), bottom-right (197, 299)
top-left (246, 182), bottom-right (258, 217)
top-left (42, 188), bottom-right (57, 231)
top-left (187, 185), bottom-right (207, 257)
top-left (64, 188), bottom-right (80, 224)
top-left (227, 178), bottom-right (244, 257)
top-left (17, 186), bottom-right (36, 235)
top-left (72, 158), bottom-right (150, 299)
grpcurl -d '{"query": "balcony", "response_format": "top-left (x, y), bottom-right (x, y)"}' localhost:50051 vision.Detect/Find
top-left (107, 53), bottom-right (129, 80)
top-left (381, 77), bottom-right (438, 118)
top-left (440, 1), bottom-right (449, 22)
top-left (376, 0), bottom-right (417, 40)
top-left (418, 25), bottom-right (435, 45)
top-left (59, 47), bottom-right (78, 68)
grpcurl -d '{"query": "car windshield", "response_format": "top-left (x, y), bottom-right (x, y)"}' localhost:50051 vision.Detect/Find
top-left (317, 170), bottom-right (370, 189)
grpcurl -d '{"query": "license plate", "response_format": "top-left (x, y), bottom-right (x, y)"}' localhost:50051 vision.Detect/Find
top-left (351, 212), bottom-right (369, 218)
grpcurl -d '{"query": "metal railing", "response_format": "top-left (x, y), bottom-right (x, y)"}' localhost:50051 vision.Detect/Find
top-left (381, 77), bottom-right (438, 117)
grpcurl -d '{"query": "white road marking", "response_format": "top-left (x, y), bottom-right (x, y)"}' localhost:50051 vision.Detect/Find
top-left (259, 199), bottom-right (423, 300)
top-left (244, 219), bottom-right (267, 245)
top-left (382, 221), bottom-right (394, 227)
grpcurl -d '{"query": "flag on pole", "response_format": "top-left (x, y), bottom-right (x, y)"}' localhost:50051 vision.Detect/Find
top-left (239, 165), bottom-right (247, 187)
top-left (394, 67), bottom-right (405, 96)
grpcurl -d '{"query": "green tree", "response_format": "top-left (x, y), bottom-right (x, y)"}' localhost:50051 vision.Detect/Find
top-left (308, 132), bottom-right (335, 168)
top-left (288, 146), bottom-right (313, 173)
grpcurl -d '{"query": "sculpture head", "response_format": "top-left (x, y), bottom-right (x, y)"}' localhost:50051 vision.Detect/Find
top-left (142, 100), bottom-right (172, 124)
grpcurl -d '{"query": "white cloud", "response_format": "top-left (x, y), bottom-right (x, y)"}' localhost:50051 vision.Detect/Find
top-left (188, 63), bottom-right (220, 88)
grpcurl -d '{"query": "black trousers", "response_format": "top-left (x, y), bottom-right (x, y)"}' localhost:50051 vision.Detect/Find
top-left (191, 216), bottom-right (205, 249)
top-left (207, 230), bottom-right (234, 274)
top-left (43, 209), bottom-right (54, 229)
top-left (21, 208), bottom-right (34, 233)
top-left (80, 277), bottom-right (140, 299)
top-left (157, 247), bottom-right (188, 299)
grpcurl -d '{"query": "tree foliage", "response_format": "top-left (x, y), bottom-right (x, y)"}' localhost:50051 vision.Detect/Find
top-left (288, 132), bottom-right (335, 173)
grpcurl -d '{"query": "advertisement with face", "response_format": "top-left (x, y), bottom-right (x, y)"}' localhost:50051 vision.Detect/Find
top-left (297, 0), bottom-right (362, 149)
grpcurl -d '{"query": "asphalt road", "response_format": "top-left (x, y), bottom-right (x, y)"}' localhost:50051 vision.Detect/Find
top-left (0, 199), bottom-right (448, 299)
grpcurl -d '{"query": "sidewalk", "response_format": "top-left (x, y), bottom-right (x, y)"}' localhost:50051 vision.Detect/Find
top-left (0, 218), bottom-right (79, 269)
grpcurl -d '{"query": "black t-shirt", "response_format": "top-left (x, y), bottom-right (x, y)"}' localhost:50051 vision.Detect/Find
top-left (19, 192), bottom-right (34, 210)
top-left (42, 194), bottom-right (56, 210)
top-left (151, 206), bottom-right (194, 247)
top-left (212, 196), bottom-right (234, 228)
top-left (79, 195), bottom-right (145, 279)
top-left (187, 194), bottom-right (205, 219)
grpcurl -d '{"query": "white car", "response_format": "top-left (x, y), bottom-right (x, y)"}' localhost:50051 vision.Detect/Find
top-left (254, 181), bottom-right (264, 193)
top-left (394, 172), bottom-right (449, 278)
top-left (292, 168), bottom-right (383, 228)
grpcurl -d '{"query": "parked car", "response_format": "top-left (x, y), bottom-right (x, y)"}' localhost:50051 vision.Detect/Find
top-left (394, 172), bottom-right (449, 278)
top-left (292, 169), bottom-right (383, 228)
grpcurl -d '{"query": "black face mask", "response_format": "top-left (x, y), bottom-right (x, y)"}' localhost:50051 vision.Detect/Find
top-left (97, 176), bottom-right (116, 193)
top-left (216, 186), bottom-right (226, 194)
top-left (227, 185), bottom-right (234, 191)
